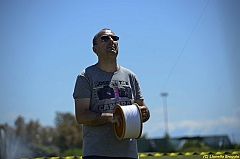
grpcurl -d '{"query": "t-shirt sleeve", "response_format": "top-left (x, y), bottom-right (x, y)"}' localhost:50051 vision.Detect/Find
top-left (73, 73), bottom-right (92, 99)
top-left (135, 77), bottom-right (144, 100)
top-left (130, 73), bottom-right (144, 100)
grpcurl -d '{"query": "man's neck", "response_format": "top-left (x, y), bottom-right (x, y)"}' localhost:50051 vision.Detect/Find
top-left (95, 61), bottom-right (119, 72)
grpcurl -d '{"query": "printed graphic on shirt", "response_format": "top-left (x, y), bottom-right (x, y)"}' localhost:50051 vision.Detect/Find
top-left (97, 86), bottom-right (132, 100)
top-left (93, 80), bottom-right (133, 113)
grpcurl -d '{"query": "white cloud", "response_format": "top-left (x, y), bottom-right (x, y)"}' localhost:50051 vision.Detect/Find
top-left (170, 115), bottom-right (240, 135)
top-left (143, 106), bottom-right (240, 142)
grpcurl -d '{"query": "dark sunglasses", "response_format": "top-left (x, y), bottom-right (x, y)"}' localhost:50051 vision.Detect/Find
top-left (100, 35), bottom-right (119, 42)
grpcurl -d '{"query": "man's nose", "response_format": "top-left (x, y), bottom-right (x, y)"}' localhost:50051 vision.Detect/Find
top-left (108, 36), bottom-right (114, 43)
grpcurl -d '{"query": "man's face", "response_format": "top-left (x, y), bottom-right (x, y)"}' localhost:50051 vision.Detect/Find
top-left (93, 30), bottom-right (119, 58)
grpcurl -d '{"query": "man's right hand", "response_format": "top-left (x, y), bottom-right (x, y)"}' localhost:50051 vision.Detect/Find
top-left (109, 113), bottom-right (122, 126)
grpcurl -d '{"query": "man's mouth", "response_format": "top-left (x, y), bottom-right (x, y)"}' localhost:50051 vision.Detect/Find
top-left (108, 45), bottom-right (116, 50)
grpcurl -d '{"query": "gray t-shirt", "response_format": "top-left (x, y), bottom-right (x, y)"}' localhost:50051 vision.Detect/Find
top-left (73, 65), bottom-right (143, 158)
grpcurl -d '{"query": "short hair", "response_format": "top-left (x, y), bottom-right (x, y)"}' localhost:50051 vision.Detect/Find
top-left (92, 28), bottom-right (112, 46)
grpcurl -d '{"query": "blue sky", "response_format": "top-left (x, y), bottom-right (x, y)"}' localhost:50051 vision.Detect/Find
top-left (1, 0), bottom-right (240, 143)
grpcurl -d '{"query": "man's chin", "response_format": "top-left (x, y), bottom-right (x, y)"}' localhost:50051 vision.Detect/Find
top-left (107, 50), bottom-right (118, 55)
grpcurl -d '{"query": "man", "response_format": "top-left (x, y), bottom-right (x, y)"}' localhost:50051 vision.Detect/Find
top-left (73, 28), bottom-right (150, 159)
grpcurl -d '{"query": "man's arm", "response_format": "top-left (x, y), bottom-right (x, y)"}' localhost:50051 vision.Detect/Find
top-left (135, 99), bottom-right (150, 123)
top-left (74, 98), bottom-right (121, 126)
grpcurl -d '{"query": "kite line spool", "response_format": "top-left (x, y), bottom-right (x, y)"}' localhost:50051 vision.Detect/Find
top-left (113, 103), bottom-right (142, 140)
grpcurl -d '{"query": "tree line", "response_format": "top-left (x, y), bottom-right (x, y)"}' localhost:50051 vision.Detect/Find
top-left (0, 112), bottom-right (83, 159)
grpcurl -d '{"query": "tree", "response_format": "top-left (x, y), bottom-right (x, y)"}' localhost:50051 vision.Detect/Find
top-left (14, 116), bottom-right (25, 136)
top-left (164, 132), bottom-right (170, 139)
top-left (25, 120), bottom-right (41, 144)
top-left (1, 116), bottom-right (58, 159)
top-left (40, 126), bottom-right (56, 146)
top-left (1, 112), bottom-right (83, 158)
top-left (54, 112), bottom-right (83, 153)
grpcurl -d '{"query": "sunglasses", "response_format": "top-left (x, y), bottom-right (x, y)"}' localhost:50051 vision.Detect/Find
top-left (100, 35), bottom-right (119, 42)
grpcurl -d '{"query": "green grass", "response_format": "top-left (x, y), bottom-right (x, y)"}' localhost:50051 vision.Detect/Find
top-left (140, 156), bottom-right (203, 159)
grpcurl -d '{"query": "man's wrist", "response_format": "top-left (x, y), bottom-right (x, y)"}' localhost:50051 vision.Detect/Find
top-left (101, 113), bottom-right (113, 123)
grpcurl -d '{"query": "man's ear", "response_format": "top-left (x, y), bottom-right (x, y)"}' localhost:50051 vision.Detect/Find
top-left (92, 46), bottom-right (97, 54)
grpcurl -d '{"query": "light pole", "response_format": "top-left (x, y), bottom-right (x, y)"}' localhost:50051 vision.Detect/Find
top-left (161, 92), bottom-right (169, 137)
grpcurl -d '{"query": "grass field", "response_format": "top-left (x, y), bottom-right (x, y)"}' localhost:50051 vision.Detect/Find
top-left (139, 153), bottom-right (240, 159)
top-left (20, 153), bottom-right (239, 159)
top-left (140, 156), bottom-right (203, 159)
